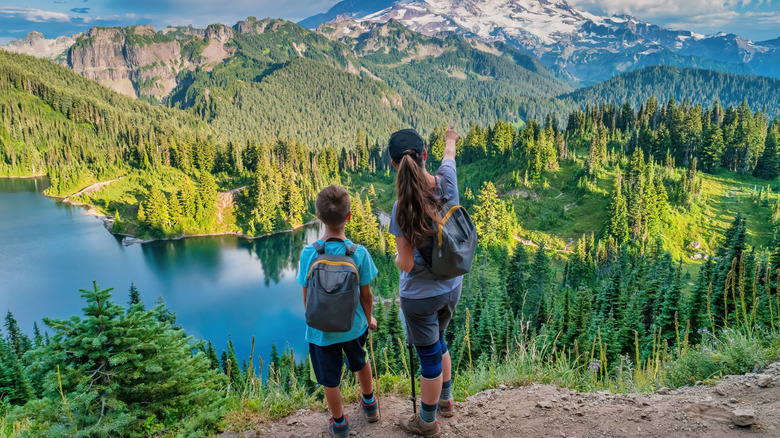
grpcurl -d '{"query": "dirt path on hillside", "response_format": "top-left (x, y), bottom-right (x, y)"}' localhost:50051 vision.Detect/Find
top-left (223, 363), bottom-right (780, 437)
top-left (66, 177), bottom-right (125, 199)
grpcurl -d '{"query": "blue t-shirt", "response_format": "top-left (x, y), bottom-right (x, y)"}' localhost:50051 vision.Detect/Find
top-left (297, 239), bottom-right (378, 346)
top-left (389, 159), bottom-right (463, 299)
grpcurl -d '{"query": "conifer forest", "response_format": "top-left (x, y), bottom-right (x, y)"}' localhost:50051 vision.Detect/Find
top-left (1, 19), bottom-right (780, 437)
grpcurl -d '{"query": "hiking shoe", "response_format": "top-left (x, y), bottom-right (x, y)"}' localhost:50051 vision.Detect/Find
top-left (328, 416), bottom-right (349, 438)
top-left (399, 413), bottom-right (440, 437)
top-left (361, 398), bottom-right (380, 422)
top-left (438, 397), bottom-right (455, 418)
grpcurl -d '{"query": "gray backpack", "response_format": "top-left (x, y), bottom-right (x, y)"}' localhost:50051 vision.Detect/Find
top-left (422, 197), bottom-right (478, 280)
top-left (305, 240), bottom-right (361, 333)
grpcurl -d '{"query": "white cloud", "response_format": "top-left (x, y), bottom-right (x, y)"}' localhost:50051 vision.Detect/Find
top-left (568, 0), bottom-right (773, 19)
top-left (0, 7), bottom-right (71, 23)
top-left (161, 0), bottom-right (338, 22)
top-left (569, 0), bottom-right (780, 40)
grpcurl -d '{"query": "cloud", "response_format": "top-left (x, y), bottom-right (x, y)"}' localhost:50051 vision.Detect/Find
top-left (0, 7), bottom-right (70, 23)
top-left (70, 8), bottom-right (90, 14)
top-left (103, 0), bottom-right (339, 23)
top-left (569, 0), bottom-right (780, 40)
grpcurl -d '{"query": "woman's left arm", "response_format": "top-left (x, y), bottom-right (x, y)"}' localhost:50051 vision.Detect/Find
top-left (395, 236), bottom-right (415, 273)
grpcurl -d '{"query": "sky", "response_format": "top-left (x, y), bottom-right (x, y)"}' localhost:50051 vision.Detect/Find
top-left (0, 0), bottom-right (778, 45)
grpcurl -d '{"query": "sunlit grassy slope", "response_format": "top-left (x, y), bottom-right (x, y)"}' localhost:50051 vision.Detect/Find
top-left (356, 154), bottom-right (778, 276)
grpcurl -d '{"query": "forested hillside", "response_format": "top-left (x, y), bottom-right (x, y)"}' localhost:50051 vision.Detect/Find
top-left (0, 51), bottom-right (209, 192)
top-left (165, 19), bottom-right (572, 146)
top-left (4, 35), bottom-right (780, 436)
top-left (564, 66), bottom-right (780, 118)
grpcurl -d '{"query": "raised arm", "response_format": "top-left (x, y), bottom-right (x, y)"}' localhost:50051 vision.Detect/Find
top-left (443, 122), bottom-right (460, 162)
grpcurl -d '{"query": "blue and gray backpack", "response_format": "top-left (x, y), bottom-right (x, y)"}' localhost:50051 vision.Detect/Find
top-left (305, 239), bottom-right (361, 333)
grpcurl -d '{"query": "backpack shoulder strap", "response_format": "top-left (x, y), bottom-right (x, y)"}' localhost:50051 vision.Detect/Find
top-left (312, 241), bottom-right (326, 255)
top-left (345, 243), bottom-right (360, 257)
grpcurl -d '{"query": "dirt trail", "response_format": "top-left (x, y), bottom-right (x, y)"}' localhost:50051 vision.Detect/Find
top-left (223, 363), bottom-right (780, 437)
top-left (66, 177), bottom-right (125, 200)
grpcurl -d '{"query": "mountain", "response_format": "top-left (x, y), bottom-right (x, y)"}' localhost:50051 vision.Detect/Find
top-left (0, 30), bottom-right (80, 63)
top-left (49, 17), bottom-right (571, 145)
top-left (301, 0), bottom-right (779, 85)
top-left (298, 0), bottom-right (396, 29)
top-left (67, 23), bottom-right (236, 103)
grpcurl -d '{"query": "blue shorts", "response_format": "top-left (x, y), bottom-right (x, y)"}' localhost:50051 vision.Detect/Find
top-left (309, 329), bottom-right (369, 388)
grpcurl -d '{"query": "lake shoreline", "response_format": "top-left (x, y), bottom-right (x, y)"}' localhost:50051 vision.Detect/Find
top-left (2, 175), bottom-right (321, 246)
top-left (117, 219), bottom-right (321, 246)
top-left (0, 174), bottom-right (47, 179)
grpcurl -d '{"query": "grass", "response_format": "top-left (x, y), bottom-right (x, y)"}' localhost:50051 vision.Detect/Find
top-left (219, 319), bottom-right (780, 434)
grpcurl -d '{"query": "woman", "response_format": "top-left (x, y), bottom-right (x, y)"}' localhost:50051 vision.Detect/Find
top-left (388, 124), bottom-right (461, 437)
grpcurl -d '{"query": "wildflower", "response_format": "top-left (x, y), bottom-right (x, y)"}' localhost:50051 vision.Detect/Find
top-left (288, 380), bottom-right (292, 385)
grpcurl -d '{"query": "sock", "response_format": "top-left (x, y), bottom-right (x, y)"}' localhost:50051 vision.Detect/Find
top-left (362, 391), bottom-right (375, 404)
top-left (440, 380), bottom-right (452, 401)
top-left (421, 402), bottom-right (437, 423)
top-left (333, 415), bottom-right (346, 426)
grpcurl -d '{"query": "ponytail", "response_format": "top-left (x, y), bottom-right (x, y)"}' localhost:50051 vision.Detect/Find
top-left (395, 151), bottom-right (441, 249)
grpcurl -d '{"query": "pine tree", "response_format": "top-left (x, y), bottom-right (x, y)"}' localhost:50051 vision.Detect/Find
top-left (22, 281), bottom-right (226, 435)
top-left (473, 181), bottom-right (513, 247)
top-left (128, 282), bottom-right (142, 308)
top-left (4, 311), bottom-right (30, 357)
top-left (688, 257), bottom-right (715, 342)
top-left (0, 337), bottom-right (33, 405)
top-left (33, 321), bottom-right (43, 347)
top-left (386, 299), bottom-right (406, 372)
top-left (753, 123), bottom-right (779, 179)
top-left (607, 169), bottom-right (629, 245)
top-left (206, 340), bottom-right (220, 371)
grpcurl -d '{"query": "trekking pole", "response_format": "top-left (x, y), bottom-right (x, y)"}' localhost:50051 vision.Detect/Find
top-left (407, 342), bottom-right (417, 414)
top-left (369, 330), bottom-right (381, 420)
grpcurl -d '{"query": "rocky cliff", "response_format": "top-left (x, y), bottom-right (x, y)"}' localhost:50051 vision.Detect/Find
top-left (67, 24), bottom-right (235, 101)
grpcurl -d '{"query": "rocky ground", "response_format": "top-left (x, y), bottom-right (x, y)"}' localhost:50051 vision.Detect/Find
top-left (223, 362), bottom-right (780, 437)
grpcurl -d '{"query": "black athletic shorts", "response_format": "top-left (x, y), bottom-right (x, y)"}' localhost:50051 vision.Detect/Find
top-left (308, 329), bottom-right (369, 388)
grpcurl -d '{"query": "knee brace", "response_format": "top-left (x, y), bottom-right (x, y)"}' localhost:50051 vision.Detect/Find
top-left (439, 332), bottom-right (448, 356)
top-left (416, 342), bottom-right (443, 380)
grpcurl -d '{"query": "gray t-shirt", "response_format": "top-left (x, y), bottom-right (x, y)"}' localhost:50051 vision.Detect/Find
top-left (389, 159), bottom-right (463, 299)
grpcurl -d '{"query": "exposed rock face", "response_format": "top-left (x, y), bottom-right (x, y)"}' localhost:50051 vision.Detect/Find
top-left (67, 24), bottom-right (234, 101)
top-left (0, 31), bottom-right (79, 62)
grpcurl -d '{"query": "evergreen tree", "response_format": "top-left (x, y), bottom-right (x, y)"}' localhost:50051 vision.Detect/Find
top-left (0, 337), bottom-right (34, 405)
top-left (4, 311), bottom-right (30, 357)
top-left (753, 123), bottom-right (779, 179)
top-left (128, 282), bottom-right (142, 308)
top-left (606, 169), bottom-right (629, 245)
top-left (22, 281), bottom-right (226, 435)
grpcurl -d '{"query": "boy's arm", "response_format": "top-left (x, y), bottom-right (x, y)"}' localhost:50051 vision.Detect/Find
top-left (443, 122), bottom-right (460, 163)
top-left (302, 287), bottom-right (307, 310)
top-left (360, 284), bottom-right (377, 330)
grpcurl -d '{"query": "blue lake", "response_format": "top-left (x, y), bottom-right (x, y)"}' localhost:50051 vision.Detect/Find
top-left (0, 177), bottom-right (321, 364)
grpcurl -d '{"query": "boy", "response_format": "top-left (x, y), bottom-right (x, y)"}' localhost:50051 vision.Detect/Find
top-left (297, 185), bottom-right (379, 438)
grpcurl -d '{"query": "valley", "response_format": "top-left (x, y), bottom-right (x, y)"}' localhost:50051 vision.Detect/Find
top-left (0, 0), bottom-right (779, 436)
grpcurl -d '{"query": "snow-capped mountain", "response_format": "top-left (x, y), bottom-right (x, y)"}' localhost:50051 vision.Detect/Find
top-left (302, 0), bottom-right (778, 84)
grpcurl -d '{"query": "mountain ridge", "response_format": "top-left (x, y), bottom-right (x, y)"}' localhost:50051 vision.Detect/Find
top-left (302, 0), bottom-right (780, 84)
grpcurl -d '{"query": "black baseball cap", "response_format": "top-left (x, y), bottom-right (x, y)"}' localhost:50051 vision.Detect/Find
top-left (389, 129), bottom-right (425, 163)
